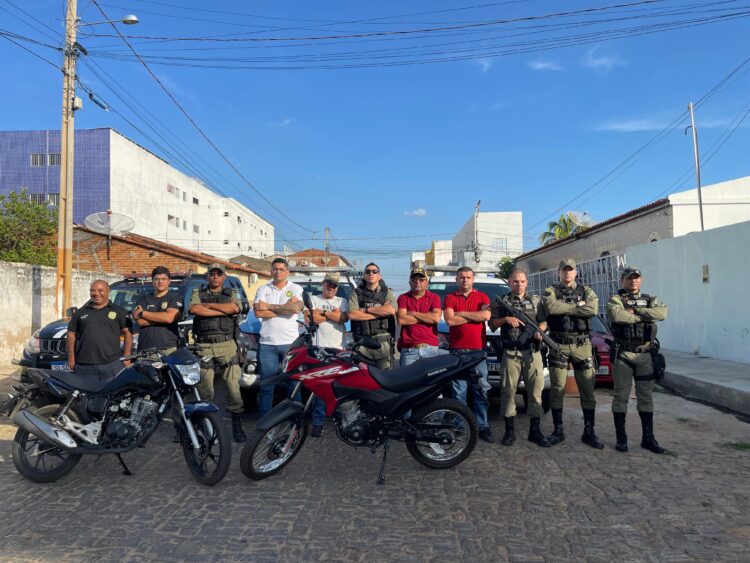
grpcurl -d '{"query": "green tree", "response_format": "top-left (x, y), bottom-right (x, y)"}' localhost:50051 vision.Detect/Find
top-left (0, 190), bottom-right (58, 266)
top-left (496, 256), bottom-right (516, 279)
top-left (539, 212), bottom-right (589, 246)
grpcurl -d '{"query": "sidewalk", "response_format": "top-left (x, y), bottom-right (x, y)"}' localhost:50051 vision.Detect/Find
top-left (662, 349), bottom-right (750, 417)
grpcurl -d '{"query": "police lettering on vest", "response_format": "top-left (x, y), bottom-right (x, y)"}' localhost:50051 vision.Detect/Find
top-left (547, 284), bottom-right (592, 334)
top-left (500, 294), bottom-right (537, 349)
top-left (611, 290), bottom-right (657, 345)
top-left (351, 284), bottom-right (393, 340)
top-left (193, 287), bottom-right (237, 339)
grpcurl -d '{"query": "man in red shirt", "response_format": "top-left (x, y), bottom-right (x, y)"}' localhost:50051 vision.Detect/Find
top-left (444, 266), bottom-right (493, 443)
top-left (396, 267), bottom-right (444, 366)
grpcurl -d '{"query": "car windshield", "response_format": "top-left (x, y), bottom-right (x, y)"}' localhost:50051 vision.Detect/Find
top-left (591, 315), bottom-right (610, 334)
top-left (296, 282), bottom-right (353, 300)
top-left (109, 286), bottom-right (181, 312)
top-left (427, 281), bottom-right (510, 302)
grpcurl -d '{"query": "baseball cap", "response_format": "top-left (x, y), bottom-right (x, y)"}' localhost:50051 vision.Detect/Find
top-left (323, 272), bottom-right (340, 285)
top-left (621, 266), bottom-right (642, 279)
top-left (559, 258), bottom-right (576, 270)
top-left (207, 263), bottom-right (227, 274)
top-left (410, 267), bottom-right (427, 278)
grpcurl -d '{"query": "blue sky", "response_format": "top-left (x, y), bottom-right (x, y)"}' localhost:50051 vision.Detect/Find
top-left (2, 0), bottom-right (749, 293)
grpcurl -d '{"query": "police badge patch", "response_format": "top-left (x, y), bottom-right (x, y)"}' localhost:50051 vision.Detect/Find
top-left (108, 311), bottom-right (117, 320)
top-left (286, 290), bottom-right (292, 298)
top-left (161, 301), bottom-right (168, 309)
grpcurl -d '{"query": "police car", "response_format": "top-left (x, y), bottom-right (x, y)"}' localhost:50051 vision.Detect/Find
top-left (426, 269), bottom-right (552, 412)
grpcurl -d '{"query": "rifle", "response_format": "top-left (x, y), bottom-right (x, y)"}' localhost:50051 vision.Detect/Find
top-left (493, 298), bottom-right (565, 361)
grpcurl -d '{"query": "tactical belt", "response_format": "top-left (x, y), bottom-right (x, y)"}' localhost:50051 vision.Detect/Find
top-left (401, 343), bottom-right (432, 349)
top-left (551, 334), bottom-right (589, 345)
top-left (372, 332), bottom-right (392, 341)
top-left (196, 334), bottom-right (232, 344)
top-left (617, 342), bottom-right (652, 353)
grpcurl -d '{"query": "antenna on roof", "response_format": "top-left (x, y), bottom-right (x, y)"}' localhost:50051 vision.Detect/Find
top-left (568, 211), bottom-right (595, 228)
top-left (84, 210), bottom-right (135, 260)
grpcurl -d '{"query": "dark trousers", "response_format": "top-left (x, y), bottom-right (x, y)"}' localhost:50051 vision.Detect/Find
top-left (73, 359), bottom-right (125, 381)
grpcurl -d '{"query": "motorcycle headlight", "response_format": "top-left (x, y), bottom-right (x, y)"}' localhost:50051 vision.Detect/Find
top-left (24, 330), bottom-right (41, 355)
top-left (175, 363), bottom-right (201, 385)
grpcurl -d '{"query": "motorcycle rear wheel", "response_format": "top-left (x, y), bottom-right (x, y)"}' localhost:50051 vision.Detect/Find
top-left (240, 419), bottom-right (307, 480)
top-left (11, 404), bottom-right (82, 483)
top-left (181, 411), bottom-right (231, 486)
top-left (406, 398), bottom-right (478, 469)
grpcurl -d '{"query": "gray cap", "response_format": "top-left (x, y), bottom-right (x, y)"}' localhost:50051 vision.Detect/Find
top-left (559, 258), bottom-right (576, 270)
top-left (323, 272), bottom-right (340, 285)
top-left (207, 263), bottom-right (227, 274)
top-left (621, 266), bottom-right (642, 279)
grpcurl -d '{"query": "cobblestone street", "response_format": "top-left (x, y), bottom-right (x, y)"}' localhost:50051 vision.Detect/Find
top-left (1, 387), bottom-right (749, 562)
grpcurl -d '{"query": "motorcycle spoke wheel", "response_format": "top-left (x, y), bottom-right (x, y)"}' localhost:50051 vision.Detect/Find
top-left (11, 404), bottom-right (81, 483)
top-left (240, 420), bottom-right (308, 480)
top-left (406, 398), bottom-right (478, 469)
top-left (181, 411), bottom-right (231, 486)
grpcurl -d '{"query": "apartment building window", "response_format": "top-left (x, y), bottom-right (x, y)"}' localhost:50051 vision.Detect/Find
top-left (223, 240), bottom-right (229, 245)
top-left (491, 238), bottom-right (508, 252)
top-left (167, 214), bottom-right (180, 227)
top-left (193, 197), bottom-right (199, 205)
top-left (182, 192), bottom-right (187, 202)
top-left (247, 245), bottom-right (253, 251)
top-left (30, 154), bottom-right (45, 167)
top-left (193, 225), bottom-right (200, 234)
top-left (223, 212), bottom-right (229, 217)
top-left (237, 216), bottom-right (242, 224)
top-left (167, 184), bottom-right (179, 197)
top-left (237, 242), bottom-right (241, 248)
top-left (28, 193), bottom-right (47, 205)
top-left (48, 194), bottom-right (60, 206)
top-left (183, 219), bottom-right (187, 230)
top-left (48, 153), bottom-right (61, 166)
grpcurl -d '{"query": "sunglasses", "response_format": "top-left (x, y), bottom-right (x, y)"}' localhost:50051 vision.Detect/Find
top-left (364, 269), bottom-right (380, 274)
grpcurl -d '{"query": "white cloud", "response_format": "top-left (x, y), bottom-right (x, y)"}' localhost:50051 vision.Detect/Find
top-left (582, 46), bottom-right (627, 72)
top-left (275, 117), bottom-right (294, 127)
top-left (475, 58), bottom-right (494, 73)
top-left (403, 208), bottom-right (427, 217)
top-left (594, 118), bottom-right (669, 132)
top-left (527, 60), bottom-right (564, 72)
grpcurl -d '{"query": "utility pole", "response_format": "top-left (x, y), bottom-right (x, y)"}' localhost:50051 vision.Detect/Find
top-left (56, 0), bottom-right (78, 317)
top-left (324, 226), bottom-right (330, 266)
top-left (687, 102), bottom-right (705, 232)
top-left (473, 200), bottom-right (481, 265)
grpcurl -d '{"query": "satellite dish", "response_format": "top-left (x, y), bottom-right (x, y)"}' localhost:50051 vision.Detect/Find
top-left (84, 210), bottom-right (135, 261)
top-left (568, 211), bottom-right (595, 228)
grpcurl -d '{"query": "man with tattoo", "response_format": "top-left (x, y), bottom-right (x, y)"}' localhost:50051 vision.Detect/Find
top-left (254, 257), bottom-right (305, 417)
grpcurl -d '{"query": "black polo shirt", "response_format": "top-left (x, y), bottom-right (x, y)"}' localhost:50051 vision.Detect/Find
top-left (68, 301), bottom-right (128, 365)
top-left (135, 291), bottom-right (183, 351)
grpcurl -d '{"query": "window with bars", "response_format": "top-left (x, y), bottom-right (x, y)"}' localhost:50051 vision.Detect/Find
top-left (48, 153), bottom-right (61, 166)
top-left (28, 193), bottom-right (47, 205)
top-left (30, 154), bottom-right (45, 167)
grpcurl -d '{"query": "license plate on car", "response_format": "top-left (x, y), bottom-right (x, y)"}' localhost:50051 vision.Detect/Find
top-left (51, 361), bottom-right (68, 371)
top-left (597, 366), bottom-right (610, 375)
top-left (487, 362), bottom-right (501, 373)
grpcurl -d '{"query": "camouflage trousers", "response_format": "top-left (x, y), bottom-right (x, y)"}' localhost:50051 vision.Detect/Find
top-left (612, 350), bottom-right (655, 413)
top-left (195, 339), bottom-right (243, 414)
top-left (548, 339), bottom-right (596, 411)
top-left (502, 348), bottom-right (544, 418)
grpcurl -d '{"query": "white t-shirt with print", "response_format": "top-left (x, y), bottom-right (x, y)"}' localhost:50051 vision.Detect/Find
top-left (254, 281), bottom-right (304, 345)
top-left (310, 294), bottom-right (348, 349)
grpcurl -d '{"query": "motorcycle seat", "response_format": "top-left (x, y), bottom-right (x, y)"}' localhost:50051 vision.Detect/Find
top-left (34, 369), bottom-right (115, 394)
top-left (369, 354), bottom-right (460, 392)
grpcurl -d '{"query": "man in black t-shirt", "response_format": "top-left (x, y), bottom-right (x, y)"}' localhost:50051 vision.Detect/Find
top-left (67, 279), bottom-right (133, 381)
top-left (133, 266), bottom-right (183, 355)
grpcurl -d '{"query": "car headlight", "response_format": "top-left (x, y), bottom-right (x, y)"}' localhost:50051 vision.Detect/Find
top-left (24, 330), bottom-right (41, 355)
top-left (175, 363), bottom-right (201, 385)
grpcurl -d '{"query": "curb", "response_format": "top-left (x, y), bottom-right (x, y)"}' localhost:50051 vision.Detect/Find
top-left (661, 370), bottom-right (750, 417)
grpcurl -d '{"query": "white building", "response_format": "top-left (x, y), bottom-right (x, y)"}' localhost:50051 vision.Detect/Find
top-left (452, 211), bottom-right (523, 271)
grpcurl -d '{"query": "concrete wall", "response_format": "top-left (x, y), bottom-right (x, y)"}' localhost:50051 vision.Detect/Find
top-left (669, 175), bottom-right (750, 237)
top-left (627, 220), bottom-right (750, 364)
top-left (0, 261), bottom-right (120, 368)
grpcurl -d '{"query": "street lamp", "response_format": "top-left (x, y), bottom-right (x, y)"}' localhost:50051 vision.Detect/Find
top-left (56, 1), bottom-right (138, 317)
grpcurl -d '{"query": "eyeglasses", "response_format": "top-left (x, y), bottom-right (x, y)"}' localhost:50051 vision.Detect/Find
top-left (364, 269), bottom-right (379, 275)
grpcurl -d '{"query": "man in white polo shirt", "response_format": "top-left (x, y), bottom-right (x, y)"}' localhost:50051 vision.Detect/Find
top-left (254, 258), bottom-right (304, 417)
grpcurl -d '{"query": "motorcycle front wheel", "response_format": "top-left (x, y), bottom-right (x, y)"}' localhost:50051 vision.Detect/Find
top-left (240, 419), bottom-right (307, 480)
top-left (181, 411), bottom-right (231, 486)
top-left (11, 404), bottom-right (82, 483)
top-left (406, 398), bottom-right (478, 469)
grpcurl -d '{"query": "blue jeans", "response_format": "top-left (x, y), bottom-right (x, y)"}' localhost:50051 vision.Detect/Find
top-left (450, 356), bottom-right (490, 430)
top-left (312, 398), bottom-right (326, 426)
top-left (258, 343), bottom-right (300, 417)
top-left (399, 345), bottom-right (446, 366)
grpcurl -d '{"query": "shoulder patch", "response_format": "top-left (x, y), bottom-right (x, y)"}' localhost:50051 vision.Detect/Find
top-left (107, 311), bottom-right (117, 320)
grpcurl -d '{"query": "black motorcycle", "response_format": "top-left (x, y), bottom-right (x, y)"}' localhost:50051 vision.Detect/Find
top-left (9, 348), bottom-right (231, 486)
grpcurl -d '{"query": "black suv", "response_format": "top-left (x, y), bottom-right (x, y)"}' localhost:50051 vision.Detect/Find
top-left (14, 273), bottom-right (251, 373)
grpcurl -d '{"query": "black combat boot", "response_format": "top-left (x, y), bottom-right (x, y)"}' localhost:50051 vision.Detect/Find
top-left (581, 408), bottom-right (604, 449)
top-left (639, 411), bottom-right (666, 454)
top-left (231, 413), bottom-right (247, 443)
top-left (527, 417), bottom-right (551, 447)
top-left (547, 409), bottom-right (565, 445)
top-left (613, 412), bottom-right (628, 452)
top-left (500, 417), bottom-right (515, 446)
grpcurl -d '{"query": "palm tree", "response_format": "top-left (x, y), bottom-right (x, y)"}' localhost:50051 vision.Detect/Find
top-left (539, 212), bottom-right (591, 246)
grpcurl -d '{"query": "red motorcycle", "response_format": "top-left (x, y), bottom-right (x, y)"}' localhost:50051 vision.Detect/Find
top-left (240, 293), bottom-right (485, 484)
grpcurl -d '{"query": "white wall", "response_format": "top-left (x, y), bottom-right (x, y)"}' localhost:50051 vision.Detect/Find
top-left (627, 220), bottom-right (750, 364)
top-left (452, 211), bottom-right (523, 270)
top-left (0, 262), bottom-right (120, 368)
top-left (669, 175), bottom-right (750, 237)
top-left (108, 130), bottom-right (274, 260)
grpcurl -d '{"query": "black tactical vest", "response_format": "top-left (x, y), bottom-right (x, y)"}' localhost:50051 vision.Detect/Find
top-left (547, 284), bottom-right (592, 334)
top-left (611, 290), bottom-right (656, 345)
top-left (193, 287), bottom-right (236, 338)
top-left (500, 294), bottom-right (537, 349)
top-left (352, 283), bottom-right (392, 339)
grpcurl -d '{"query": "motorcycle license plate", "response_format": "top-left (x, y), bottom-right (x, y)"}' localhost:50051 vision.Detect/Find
top-left (487, 362), bottom-right (501, 373)
top-left (51, 361), bottom-right (68, 371)
top-left (597, 366), bottom-right (610, 375)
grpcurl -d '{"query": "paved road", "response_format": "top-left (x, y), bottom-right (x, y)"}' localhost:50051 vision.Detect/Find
top-left (1, 387), bottom-right (749, 562)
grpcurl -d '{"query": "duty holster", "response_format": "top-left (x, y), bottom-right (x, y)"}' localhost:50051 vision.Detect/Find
top-left (650, 340), bottom-right (666, 382)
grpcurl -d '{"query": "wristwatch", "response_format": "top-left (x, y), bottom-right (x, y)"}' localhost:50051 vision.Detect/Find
top-left (364, 307), bottom-right (369, 314)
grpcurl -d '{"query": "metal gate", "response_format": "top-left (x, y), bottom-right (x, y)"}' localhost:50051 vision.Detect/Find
top-left (526, 253), bottom-right (627, 318)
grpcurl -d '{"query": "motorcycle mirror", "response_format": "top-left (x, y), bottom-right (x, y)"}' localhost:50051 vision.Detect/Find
top-left (302, 291), bottom-right (315, 325)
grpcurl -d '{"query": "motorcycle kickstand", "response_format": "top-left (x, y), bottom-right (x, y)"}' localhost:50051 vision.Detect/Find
top-left (377, 438), bottom-right (390, 486)
top-left (116, 454), bottom-right (133, 476)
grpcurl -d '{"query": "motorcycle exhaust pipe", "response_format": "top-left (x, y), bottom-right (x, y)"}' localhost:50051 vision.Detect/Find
top-left (13, 409), bottom-right (77, 449)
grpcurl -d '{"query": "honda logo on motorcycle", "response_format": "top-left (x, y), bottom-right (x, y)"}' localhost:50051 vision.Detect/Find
top-left (299, 366), bottom-right (359, 380)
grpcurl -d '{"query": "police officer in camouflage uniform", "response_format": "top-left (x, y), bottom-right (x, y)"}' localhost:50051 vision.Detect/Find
top-left (542, 258), bottom-right (602, 449)
top-left (607, 266), bottom-right (668, 454)
top-left (189, 263), bottom-right (245, 442)
top-left (490, 268), bottom-right (550, 448)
